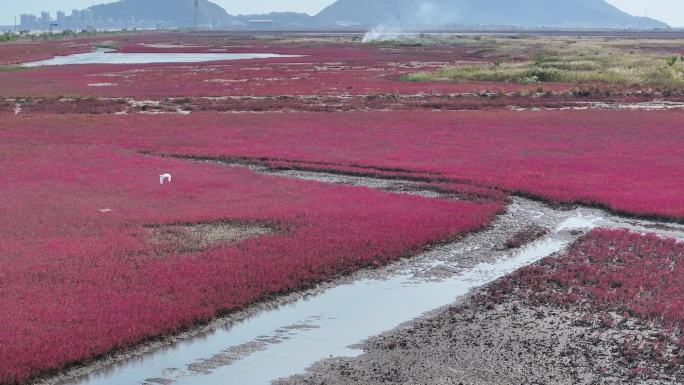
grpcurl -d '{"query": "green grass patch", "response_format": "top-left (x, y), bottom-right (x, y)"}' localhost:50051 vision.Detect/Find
top-left (0, 65), bottom-right (31, 72)
top-left (93, 42), bottom-right (118, 50)
top-left (0, 33), bottom-right (18, 43)
top-left (404, 51), bottom-right (684, 87)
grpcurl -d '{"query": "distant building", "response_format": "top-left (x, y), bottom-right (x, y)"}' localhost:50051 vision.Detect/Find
top-left (19, 14), bottom-right (37, 30)
top-left (68, 9), bottom-right (82, 28)
top-left (39, 11), bottom-right (51, 28)
top-left (83, 9), bottom-right (95, 26)
top-left (56, 11), bottom-right (66, 26)
top-left (15, 1), bottom-right (239, 32)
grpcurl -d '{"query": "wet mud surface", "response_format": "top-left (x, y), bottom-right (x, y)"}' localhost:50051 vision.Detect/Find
top-left (9, 96), bottom-right (684, 115)
top-left (277, 299), bottom-right (683, 385)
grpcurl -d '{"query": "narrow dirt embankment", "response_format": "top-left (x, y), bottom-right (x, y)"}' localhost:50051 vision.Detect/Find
top-left (38, 165), bottom-right (684, 385)
top-left (8, 95), bottom-right (684, 115)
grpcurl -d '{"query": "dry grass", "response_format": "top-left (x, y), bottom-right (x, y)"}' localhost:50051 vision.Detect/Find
top-left (401, 35), bottom-right (684, 87)
top-left (406, 52), bottom-right (684, 86)
top-left (145, 221), bottom-right (274, 254)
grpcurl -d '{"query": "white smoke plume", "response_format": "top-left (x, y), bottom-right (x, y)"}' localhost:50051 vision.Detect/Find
top-left (362, 25), bottom-right (417, 43)
top-left (362, 1), bottom-right (460, 43)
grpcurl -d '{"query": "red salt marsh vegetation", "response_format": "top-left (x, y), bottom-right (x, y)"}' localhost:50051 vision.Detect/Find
top-left (0, 33), bottom-right (578, 98)
top-left (0, 40), bottom-right (91, 66)
top-left (3, 31), bottom-right (684, 384)
top-left (0, 56), bottom-right (551, 99)
top-left (0, 141), bottom-right (499, 384)
top-left (2, 32), bottom-right (682, 101)
top-left (4, 108), bottom-right (682, 220)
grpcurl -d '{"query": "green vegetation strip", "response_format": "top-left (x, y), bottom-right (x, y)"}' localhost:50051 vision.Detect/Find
top-left (405, 52), bottom-right (684, 86)
top-left (0, 65), bottom-right (31, 72)
top-left (0, 33), bottom-right (18, 43)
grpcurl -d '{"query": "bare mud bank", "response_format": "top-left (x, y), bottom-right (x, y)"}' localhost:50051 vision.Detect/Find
top-left (9, 95), bottom-right (684, 115)
top-left (277, 298), bottom-right (683, 385)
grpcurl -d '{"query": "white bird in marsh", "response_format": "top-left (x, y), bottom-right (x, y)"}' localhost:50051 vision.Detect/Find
top-left (160, 173), bottom-right (172, 185)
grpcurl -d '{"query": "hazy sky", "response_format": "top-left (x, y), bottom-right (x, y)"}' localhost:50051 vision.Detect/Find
top-left (3, 0), bottom-right (684, 27)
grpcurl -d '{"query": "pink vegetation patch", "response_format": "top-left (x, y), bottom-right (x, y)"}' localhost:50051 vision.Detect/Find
top-left (0, 37), bottom-right (570, 98)
top-left (0, 40), bottom-right (91, 66)
top-left (0, 142), bottom-right (498, 384)
top-left (4, 109), bottom-right (682, 220)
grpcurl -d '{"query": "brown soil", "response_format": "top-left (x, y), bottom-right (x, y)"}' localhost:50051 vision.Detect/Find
top-left (145, 221), bottom-right (273, 254)
top-left (277, 293), bottom-right (682, 385)
top-left (505, 225), bottom-right (549, 249)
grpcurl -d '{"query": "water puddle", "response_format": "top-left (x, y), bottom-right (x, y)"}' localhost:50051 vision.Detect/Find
top-left (556, 215), bottom-right (602, 231)
top-left (58, 222), bottom-right (588, 385)
top-left (21, 50), bottom-right (300, 67)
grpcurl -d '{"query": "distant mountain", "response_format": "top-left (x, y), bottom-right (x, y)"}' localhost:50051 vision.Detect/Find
top-left (69, 0), bottom-right (668, 30)
top-left (313, 0), bottom-right (668, 29)
top-left (88, 0), bottom-right (235, 28)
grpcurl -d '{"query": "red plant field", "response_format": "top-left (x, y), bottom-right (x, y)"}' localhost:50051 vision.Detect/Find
top-left (0, 32), bottom-right (673, 100)
top-left (0, 40), bottom-right (91, 66)
top-left (0, 34), bottom-right (573, 98)
top-left (3, 109), bottom-right (682, 220)
top-left (488, 229), bottom-right (684, 367)
top-left (3, 31), bottom-right (684, 384)
top-left (0, 141), bottom-right (498, 384)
